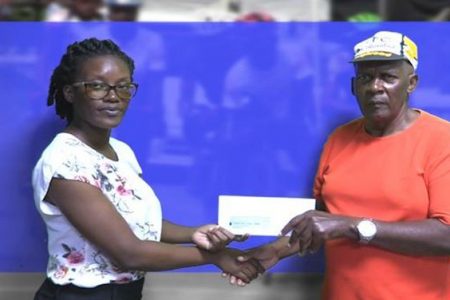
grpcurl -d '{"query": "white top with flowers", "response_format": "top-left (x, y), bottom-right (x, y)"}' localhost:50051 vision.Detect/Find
top-left (32, 133), bottom-right (162, 288)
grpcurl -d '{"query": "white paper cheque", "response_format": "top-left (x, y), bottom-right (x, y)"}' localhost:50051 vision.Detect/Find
top-left (218, 195), bottom-right (316, 236)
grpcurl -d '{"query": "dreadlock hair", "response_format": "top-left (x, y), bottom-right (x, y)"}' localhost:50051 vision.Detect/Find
top-left (47, 38), bottom-right (135, 123)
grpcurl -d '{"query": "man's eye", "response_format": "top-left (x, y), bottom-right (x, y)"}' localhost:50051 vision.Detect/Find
top-left (357, 75), bottom-right (370, 82)
top-left (383, 74), bottom-right (396, 81)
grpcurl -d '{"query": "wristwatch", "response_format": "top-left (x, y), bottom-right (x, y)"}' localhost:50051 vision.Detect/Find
top-left (356, 219), bottom-right (377, 244)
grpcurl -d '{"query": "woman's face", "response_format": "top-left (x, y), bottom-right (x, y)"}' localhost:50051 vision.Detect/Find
top-left (64, 55), bottom-right (133, 131)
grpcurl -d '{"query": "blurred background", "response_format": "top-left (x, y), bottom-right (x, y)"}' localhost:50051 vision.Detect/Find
top-left (0, 0), bottom-right (449, 21)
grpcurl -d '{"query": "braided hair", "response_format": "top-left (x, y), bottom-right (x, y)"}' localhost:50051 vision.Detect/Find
top-left (47, 38), bottom-right (135, 123)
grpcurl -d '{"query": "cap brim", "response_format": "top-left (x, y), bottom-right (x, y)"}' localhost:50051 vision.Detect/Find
top-left (351, 53), bottom-right (406, 63)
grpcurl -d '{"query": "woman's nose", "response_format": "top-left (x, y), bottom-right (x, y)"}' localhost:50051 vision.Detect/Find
top-left (104, 88), bottom-right (120, 101)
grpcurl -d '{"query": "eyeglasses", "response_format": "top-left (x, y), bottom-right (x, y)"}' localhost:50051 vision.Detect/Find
top-left (71, 81), bottom-right (138, 100)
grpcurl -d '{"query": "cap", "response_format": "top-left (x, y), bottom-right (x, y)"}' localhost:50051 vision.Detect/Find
top-left (105, 0), bottom-right (141, 6)
top-left (352, 31), bottom-right (418, 70)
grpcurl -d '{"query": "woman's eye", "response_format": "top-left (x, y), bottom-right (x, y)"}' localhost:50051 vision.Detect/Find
top-left (89, 83), bottom-right (107, 90)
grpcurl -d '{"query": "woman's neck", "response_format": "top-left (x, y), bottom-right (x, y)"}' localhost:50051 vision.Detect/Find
top-left (64, 123), bottom-right (111, 152)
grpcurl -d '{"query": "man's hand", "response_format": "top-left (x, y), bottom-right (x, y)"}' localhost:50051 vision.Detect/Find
top-left (192, 224), bottom-right (249, 252)
top-left (238, 244), bottom-right (280, 270)
top-left (212, 248), bottom-right (264, 286)
top-left (222, 243), bottom-right (281, 286)
top-left (281, 210), bottom-right (357, 255)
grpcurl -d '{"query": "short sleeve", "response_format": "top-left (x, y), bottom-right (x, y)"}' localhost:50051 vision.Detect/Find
top-left (312, 120), bottom-right (363, 206)
top-left (427, 138), bottom-right (450, 225)
top-left (53, 151), bottom-right (99, 185)
top-left (32, 136), bottom-right (100, 216)
top-left (313, 134), bottom-right (334, 203)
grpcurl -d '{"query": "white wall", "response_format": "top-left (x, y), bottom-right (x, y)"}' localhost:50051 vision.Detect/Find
top-left (138, 0), bottom-right (331, 21)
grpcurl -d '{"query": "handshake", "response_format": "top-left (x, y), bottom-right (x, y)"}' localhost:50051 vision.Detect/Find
top-left (193, 206), bottom-right (354, 286)
top-left (192, 224), bottom-right (289, 287)
top-left (193, 196), bottom-right (324, 286)
top-left (192, 225), bottom-right (280, 286)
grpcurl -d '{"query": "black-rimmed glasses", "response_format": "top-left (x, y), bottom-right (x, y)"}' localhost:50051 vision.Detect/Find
top-left (71, 81), bottom-right (138, 100)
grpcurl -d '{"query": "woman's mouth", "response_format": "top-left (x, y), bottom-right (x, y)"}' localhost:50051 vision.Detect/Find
top-left (100, 108), bottom-right (122, 117)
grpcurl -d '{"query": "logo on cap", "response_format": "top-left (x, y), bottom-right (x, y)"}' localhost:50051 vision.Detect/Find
top-left (352, 31), bottom-right (418, 70)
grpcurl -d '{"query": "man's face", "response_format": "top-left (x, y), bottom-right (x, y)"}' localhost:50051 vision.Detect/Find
top-left (353, 60), bottom-right (418, 126)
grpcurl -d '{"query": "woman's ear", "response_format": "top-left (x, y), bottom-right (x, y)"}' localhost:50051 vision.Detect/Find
top-left (63, 85), bottom-right (74, 103)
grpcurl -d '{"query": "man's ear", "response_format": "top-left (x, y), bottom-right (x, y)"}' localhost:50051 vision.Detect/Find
top-left (63, 85), bottom-right (74, 103)
top-left (407, 73), bottom-right (419, 94)
top-left (351, 77), bottom-right (356, 96)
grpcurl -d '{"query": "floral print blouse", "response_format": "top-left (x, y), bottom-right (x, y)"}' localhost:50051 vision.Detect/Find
top-left (32, 133), bottom-right (162, 287)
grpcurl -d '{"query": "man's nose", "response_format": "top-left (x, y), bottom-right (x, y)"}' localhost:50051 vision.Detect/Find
top-left (369, 77), bottom-right (384, 92)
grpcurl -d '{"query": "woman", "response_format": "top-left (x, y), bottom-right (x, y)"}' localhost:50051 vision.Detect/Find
top-left (32, 38), bottom-right (262, 300)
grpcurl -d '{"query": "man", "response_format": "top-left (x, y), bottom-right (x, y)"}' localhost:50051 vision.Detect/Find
top-left (236, 31), bottom-right (450, 299)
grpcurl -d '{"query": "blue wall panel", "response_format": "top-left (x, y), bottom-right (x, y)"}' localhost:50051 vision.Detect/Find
top-left (0, 22), bottom-right (449, 272)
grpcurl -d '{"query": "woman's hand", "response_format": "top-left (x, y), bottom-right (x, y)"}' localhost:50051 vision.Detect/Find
top-left (192, 224), bottom-right (249, 252)
top-left (222, 243), bottom-right (281, 286)
top-left (238, 244), bottom-right (280, 270)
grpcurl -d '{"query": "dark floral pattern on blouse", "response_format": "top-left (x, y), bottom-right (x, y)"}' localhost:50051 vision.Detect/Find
top-left (62, 243), bottom-right (85, 264)
top-left (93, 167), bottom-right (114, 192)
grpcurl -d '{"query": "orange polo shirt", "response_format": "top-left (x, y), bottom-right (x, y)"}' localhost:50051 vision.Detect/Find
top-left (314, 110), bottom-right (450, 300)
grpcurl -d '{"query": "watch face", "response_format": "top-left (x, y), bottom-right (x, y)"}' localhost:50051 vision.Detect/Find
top-left (358, 220), bottom-right (376, 238)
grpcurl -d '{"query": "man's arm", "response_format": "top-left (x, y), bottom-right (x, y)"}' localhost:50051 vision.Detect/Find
top-left (359, 218), bottom-right (450, 256)
top-left (282, 210), bottom-right (450, 256)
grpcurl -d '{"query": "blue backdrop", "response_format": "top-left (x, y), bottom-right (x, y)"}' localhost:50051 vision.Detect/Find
top-left (0, 22), bottom-right (449, 272)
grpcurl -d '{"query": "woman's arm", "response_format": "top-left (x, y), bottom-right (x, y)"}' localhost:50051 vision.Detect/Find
top-left (161, 220), bottom-right (238, 252)
top-left (222, 236), bottom-right (299, 286)
top-left (160, 220), bottom-right (196, 244)
top-left (46, 178), bottom-right (261, 280)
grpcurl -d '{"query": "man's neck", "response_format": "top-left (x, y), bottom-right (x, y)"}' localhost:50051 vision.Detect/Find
top-left (365, 108), bottom-right (419, 137)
